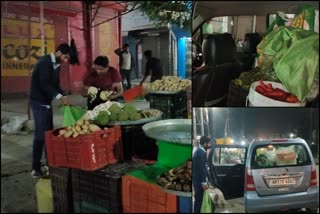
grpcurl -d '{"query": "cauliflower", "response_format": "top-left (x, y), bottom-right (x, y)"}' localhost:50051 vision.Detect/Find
top-left (88, 86), bottom-right (99, 103)
top-left (100, 90), bottom-right (113, 101)
top-left (88, 86), bottom-right (98, 95)
top-left (82, 110), bottom-right (99, 120)
top-left (83, 101), bottom-right (113, 120)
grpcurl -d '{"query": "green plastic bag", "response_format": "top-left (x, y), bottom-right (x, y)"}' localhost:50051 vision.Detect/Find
top-left (265, 12), bottom-right (286, 36)
top-left (257, 26), bottom-right (319, 101)
top-left (127, 140), bottom-right (192, 183)
top-left (200, 191), bottom-right (215, 213)
top-left (290, 5), bottom-right (315, 31)
top-left (60, 105), bottom-right (87, 127)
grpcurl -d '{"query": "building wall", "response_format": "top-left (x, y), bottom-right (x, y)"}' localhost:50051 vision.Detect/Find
top-left (68, 11), bottom-right (88, 94)
top-left (1, 1), bottom-right (71, 95)
top-left (121, 6), bottom-right (152, 32)
top-left (93, 8), bottom-right (120, 69)
top-left (1, 1), bottom-right (122, 96)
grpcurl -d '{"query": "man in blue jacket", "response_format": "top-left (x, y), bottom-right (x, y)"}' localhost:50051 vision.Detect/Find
top-left (29, 43), bottom-right (71, 178)
top-left (192, 136), bottom-right (211, 213)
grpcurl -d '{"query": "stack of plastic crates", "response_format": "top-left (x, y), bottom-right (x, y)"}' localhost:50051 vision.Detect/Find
top-left (149, 91), bottom-right (187, 119)
top-left (72, 161), bottom-right (145, 213)
top-left (49, 167), bottom-right (73, 213)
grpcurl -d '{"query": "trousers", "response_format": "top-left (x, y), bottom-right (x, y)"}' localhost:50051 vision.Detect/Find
top-left (30, 100), bottom-right (53, 171)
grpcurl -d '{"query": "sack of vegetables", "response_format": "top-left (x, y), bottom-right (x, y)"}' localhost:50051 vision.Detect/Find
top-left (257, 26), bottom-right (319, 102)
top-left (247, 80), bottom-right (306, 107)
top-left (290, 5), bottom-right (316, 31)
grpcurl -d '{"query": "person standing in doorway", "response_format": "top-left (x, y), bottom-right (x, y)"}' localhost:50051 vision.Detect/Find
top-left (114, 43), bottom-right (135, 89)
top-left (29, 43), bottom-right (71, 178)
top-left (139, 50), bottom-right (164, 85)
top-left (192, 136), bottom-right (211, 213)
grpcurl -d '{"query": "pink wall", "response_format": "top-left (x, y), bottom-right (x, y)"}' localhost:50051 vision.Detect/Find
top-left (1, 1), bottom-right (123, 95)
top-left (69, 12), bottom-right (88, 93)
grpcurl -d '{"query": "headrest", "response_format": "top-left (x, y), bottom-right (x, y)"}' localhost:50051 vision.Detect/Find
top-left (202, 33), bottom-right (236, 67)
top-left (243, 33), bottom-right (262, 55)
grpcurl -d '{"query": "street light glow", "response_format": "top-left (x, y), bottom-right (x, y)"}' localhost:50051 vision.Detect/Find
top-left (290, 133), bottom-right (294, 138)
top-left (241, 140), bottom-right (246, 145)
top-left (230, 139), bottom-right (234, 144)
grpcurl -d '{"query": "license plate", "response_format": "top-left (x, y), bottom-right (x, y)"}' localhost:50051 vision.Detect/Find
top-left (270, 178), bottom-right (296, 186)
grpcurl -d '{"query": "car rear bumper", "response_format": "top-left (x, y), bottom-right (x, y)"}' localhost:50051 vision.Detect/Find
top-left (245, 186), bottom-right (319, 213)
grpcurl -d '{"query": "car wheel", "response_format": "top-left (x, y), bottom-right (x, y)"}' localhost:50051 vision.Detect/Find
top-left (306, 208), bottom-right (318, 213)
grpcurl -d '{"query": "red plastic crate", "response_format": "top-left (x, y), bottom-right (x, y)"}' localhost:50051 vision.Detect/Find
top-left (45, 126), bottom-right (123, 171)
top-left (122, 175), bottom-right (177, 213)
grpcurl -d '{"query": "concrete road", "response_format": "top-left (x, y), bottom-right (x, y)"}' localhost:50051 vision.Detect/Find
top-left (1, 133), bottom-right (38, 213)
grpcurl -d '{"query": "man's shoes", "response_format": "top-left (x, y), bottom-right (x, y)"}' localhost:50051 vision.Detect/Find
top-left (31, 170), bottom-right (43, 179)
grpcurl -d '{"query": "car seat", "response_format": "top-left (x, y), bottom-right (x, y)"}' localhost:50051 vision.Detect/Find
top-left (195, 33), bottom-right (239, 107)
top-left (237, 33), bottom-right (262, 73)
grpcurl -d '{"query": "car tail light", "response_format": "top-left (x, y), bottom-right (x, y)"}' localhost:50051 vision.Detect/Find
top-left (310, 164), bottom-right (317, 186)
top-left (245, 167), bottom-right (256, 191)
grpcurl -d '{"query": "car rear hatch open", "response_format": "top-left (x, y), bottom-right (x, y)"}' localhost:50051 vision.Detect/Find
top-left (250, 142), bottom-right (312, 196)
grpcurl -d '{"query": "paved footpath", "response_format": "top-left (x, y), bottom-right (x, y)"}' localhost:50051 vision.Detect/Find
top-left (1, 86), bottom-right (150, 213)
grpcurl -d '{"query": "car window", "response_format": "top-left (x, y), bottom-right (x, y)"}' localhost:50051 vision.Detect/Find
top-left (267, 13), bottom-right (295, 27)
top-left (197, 16), bottom-right (266, 50)
top-left (213, 147), bottom-right (246, 165)
top-left (252, 144), bottom-right (311, 169)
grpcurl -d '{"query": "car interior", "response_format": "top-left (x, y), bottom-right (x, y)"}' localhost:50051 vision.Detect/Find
top-left (192, 1), bottom-right (319, 107)
top-left (208, 144), bottom-right (247, 199)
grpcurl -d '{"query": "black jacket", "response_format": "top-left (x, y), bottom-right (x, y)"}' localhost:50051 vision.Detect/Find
top-left (29, 54), bottom-right (64, 104)
top-left (192, 147), bottom-right (208, 187)
top-left (145, 57), bottom-right (163, 82)
top-left (114, 48), bottom-right (135, 70)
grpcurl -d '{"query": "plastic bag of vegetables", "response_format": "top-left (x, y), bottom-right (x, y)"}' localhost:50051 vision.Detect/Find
top-left (60, 105), bottom-right (86, 127)
top-left (257, 26), bottom-right (319, 101)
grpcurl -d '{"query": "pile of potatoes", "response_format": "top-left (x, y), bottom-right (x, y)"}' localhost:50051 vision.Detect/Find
top-left (57, 119), bottom-right (103, 138)
top-left (156, 159), bottom-right (192, 193)
top-left (144, 76), bottom-right (191, 92)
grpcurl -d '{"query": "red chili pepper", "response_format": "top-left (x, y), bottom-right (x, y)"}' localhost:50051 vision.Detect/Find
top-left (286, 95), bottom-right (300, 103)
top-left (267, 83), bottom-right (273, 90)
top-left (256, 86), bottom-right (266, 95)
top-left (265, 91), bottom-right (287, 97)
top-left (259, 80), bottom-right (273, 92)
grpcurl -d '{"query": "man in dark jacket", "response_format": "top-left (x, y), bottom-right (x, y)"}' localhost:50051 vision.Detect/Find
top-left (114, 43), bottom-right (135, 89)
top-left (192, 136), bottom-right (211, 213)
top-left (139, 50), bottom-right (163, 85)
top-left (29, 43), bottom-right (71, 178)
